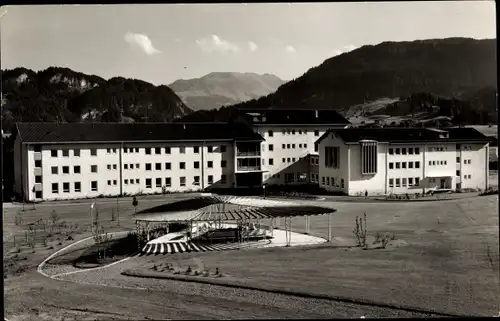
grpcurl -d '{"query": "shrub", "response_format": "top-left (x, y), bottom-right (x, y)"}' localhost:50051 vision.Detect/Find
top-left (373, 232), bottom-right (381, 244)
top-left (353, 213), bottom-right (368, 248)
top-left (381, 236), bottom-right (390, 249)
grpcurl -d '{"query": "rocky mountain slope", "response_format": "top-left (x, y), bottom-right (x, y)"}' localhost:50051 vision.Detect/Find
top-left (1, 67), bottom-right (191, 132)
top-left (169, 72), bottom-right (284, 111)
top-left (182, 38), bottom-right (497, 126)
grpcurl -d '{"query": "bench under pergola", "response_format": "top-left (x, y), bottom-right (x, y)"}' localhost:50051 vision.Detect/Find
top-left (133, 195), bottom-right (337, 249)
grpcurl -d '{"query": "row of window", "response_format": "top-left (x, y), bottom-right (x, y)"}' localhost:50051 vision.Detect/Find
top-left (389, 177), bottom-right (420, 188)
top-left (321, 176), bottom-right (345, 188)
top-left (389, 147), bottom-right (420, 155)
top-left (267, 129), bottom-right (320, 137)
top-left (46, 145), bottom-right (227, 158)
top-left (280, 143), bottom-right (308, 150)
top-left (51, 181), bottom-right (92, 193)
top-left (142, 175), bottom-right (225, 188)
top-left (460, 158), bottom-right (472, 165)
top-left (389, 161), bottom-right (421, 169)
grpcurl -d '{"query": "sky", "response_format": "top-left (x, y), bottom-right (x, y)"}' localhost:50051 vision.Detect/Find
top-left (1, 2), bottom-right (496, 85)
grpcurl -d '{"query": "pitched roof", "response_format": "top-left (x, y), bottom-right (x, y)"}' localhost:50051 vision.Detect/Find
top-left (316, 127), bottom-right (491, 145)
top-left (236, 108), bottom-right (350, 125)
top-left (16, 122), bottom-right (264, 144)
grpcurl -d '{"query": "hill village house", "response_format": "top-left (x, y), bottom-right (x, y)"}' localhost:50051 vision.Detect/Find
top-left (13, 109), bottom-right (491, 201)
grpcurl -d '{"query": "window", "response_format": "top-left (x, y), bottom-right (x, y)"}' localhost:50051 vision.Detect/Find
top-left (415, 161), bottom-right (420, 168)
top-left (389, 178), bottom-right (394, 188)
top-left (165, 162), bottom-right (171, 170)
top-left (299, 144), bottom-right (302, 148)
top-left (456, 170), bottom-right (460, 176)
top-left (285, 173), bottom-right (295, 184)
top-left (124, 164), bottom-right (129, 170)
top-left (463, 175), bottom-right (467, 180)
top-left (467, 174), bottom-right (471, 179)
top-left (134, 164), bottom-right (138, 170)
top-left (124, 179), bottom-right (129, 185)
top-left (429, 161), bottom-right (432, 166)
top-left (287, 158), bottom-right (291, 163)
top-left (35, 160), bottom-right (42, 168)
top-left (395, 148), bottom-right (400, 155)
top-left (130, 164), bottom-right (134, 169)
top-left (396, 178), bottom-right (401, 187)
top-left (193, 176), bottom-right (200, 185)
top-left (467, 160), bottom-right (471, 165)
top-left (52, 183), bottom-right (59, 193)
top-left (221, 174), bottom-right (227, 184)
top-left (292, 144), bottom-right (296, 149)
top-left (146, 179), bottom-right (152, 188)
top-left (269, 158), bottom-right (274, 165)
top-left (155, 147), bottom-right (161, 155)
top-left (341, 179), bottom-right (344, 188)
top-left (322, 176), bottom-right (325, 185)
top-left (282, 144), bottom-right (286, 149)
top-left (440, 161), bottom-right (444, 165)
top-left (291, 129), bottom-right (296, 135)
top-left (395, 162), bottom-right (400, 169)
top-left (408, 177), bottom-right (414, 186)
top-left (269, 144), bottom-right (274, 151)
top-left (415, 177), bottom-right (420, 186)
top-left (35, 191), bottom-right (42, 199)
top-left (287, 144), bottom-right (291, 149)
top-left (146, 163), bottom-right (152, 171)
top-left (180, 177), bottom-right (186, 187)
top-left (268, 130), bottom-right (273, 137)
top-left (34, 145), bottom-right (41, 152)
top-left (145, 148), bottom-right (151, 155)
top-left (194, 161), bottom-right (200, 169)
top-left (90, 148), bottom-right (97, 156)
top-left (51, 149), bottom-right (58, 157)
top-left (415, 148), bottom-right (420, 155)
top-left (165, 177), bottom-right (171, 187)
top-left (124, 149), bottom-right (128, 154)
top-left (408, 148), bottom-right (413, 155)
top-left (106, 148), bottom-right (111, 153)
top-left (314, 143), bottom-right (319, 152)
top-left (463, 159), bottom-right (467, 164)
top-left (207, 161), bottom-right (213, 168)
top-left (207, 146), bottom-right (213, 153)
top-left (389, 148), bottom-right (394, 155)
top-left (325, 147), bottom-right (340, 168)
top-left (136, 179), bottom-right (140, 184)
top-left (113, 164), bottom-right (117, 170)
top-left (180, 162), bottom-right (186, 170)
top-left (221, 160), bottom-right (227, 168)
top-left (193, 146), bottom-right (200, 154)
top-left (402, 178), bottom-right (407, 187)
top-left (74, 149), bottom-right (81, 157)
top-left (35, 175), bottom-right (42, 183)
top-left (108, 164), bottom-right (113, 170)
top-left (402, 162), bottom-right (407, 169)
top-left (221, 145), bottom-right (226, 153)
top-left (91, 165), bottom-right (98, 173)
top-left (402, 148), bottom-right (407, 155)
top-left (282, 158), bottom-right (286, 163)
top-left (165, 147), bottom-right (171, 154)
top-left (208, 175), bottom-right (214, 184)
top-left (262, 159), bottom-right (265, 166)
top-left (292, 158), bottom-right (296, 162)
top-left (326, 177), bottom-right (330, 185)
top-left (156, 178), bottom-right (162, 188)
top-left (90, 181), bottom-right (98, 192)
top-left (408, 162), bottom-right (413, 169)
top-left (456, 157), bottom-right (460, 163)
top-left (179, 146), bottom-right (186, 154)
top-left (51, 166), bottom-right (58, 175)
top-left (108, 180), bottom-right (112, 186)
top-left (155, 163), bottom-right (161, 170)
top-left (62, 166), bottom-right (69, 174)
top-left (314, 130), bottom-right (319, 136)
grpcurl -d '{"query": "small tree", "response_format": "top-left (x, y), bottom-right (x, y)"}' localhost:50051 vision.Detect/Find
top-left (132, 196), bottom-right (138, 213)
top-left (353, 213), bottom-right (368, 248)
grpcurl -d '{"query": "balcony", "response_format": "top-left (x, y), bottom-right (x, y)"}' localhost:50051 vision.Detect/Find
top-left (236, 151), bottom-right (261, 157)
top-left (237, 165), bottom-right (262, 172)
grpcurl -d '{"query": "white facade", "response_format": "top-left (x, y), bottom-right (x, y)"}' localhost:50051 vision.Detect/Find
top-left (14, 137), bottom-right (242, 201)
top-left (318, 132), bottom-right (490, 196)
top-left (254, 125), bottom-right (340, 185)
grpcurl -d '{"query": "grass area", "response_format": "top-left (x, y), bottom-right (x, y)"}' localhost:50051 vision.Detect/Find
top-left (130, 196), bottom-right (499, 316)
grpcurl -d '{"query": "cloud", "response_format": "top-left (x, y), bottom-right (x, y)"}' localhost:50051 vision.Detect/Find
top-left (196, 35), bottom-right (240, 53)
top-left (285, 45), bottom-right (296, 53)
top-left (124, 32), bottom-right (161, 56)
top-left (248, 41), bottom-right (258, 52)
top-left (331, 44), bottom-right (357, 57)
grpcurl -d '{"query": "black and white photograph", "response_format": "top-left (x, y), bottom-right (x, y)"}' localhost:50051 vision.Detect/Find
top-left (1, 2), bottom-right (498, 320)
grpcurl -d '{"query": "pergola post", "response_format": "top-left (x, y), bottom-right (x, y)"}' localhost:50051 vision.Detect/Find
top-left (328, 212), bottom-right (332, 242)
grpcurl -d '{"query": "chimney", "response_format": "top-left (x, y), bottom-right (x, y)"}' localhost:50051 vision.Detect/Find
top-left (315, 110), bottom-right (319, 118)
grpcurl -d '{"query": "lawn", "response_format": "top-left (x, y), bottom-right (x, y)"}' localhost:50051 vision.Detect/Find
top-left (128, 196), bottom-right (499, 317)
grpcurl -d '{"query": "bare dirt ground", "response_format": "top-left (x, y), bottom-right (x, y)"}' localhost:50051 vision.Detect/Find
top-left (4, 194), bottom-right (499, 319)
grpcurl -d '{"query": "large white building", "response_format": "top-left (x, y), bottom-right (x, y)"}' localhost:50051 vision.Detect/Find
top-left (316, 127), bottom-right (492, 196)
top-left (14, 122), bottom-right (265, 201)
top-left (231, 109), bottom-right (350, 186)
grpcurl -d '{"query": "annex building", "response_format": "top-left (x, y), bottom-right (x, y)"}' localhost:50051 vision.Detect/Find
top-left (316, 127), bottom-right (492, 196)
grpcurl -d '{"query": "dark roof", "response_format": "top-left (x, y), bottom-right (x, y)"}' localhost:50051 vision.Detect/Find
top-left (316, 127), bottom-right (491, 144)
top-left (235, 108), bottom-right (350, 126)
top-left (16, 122), bottom-right (263, 144)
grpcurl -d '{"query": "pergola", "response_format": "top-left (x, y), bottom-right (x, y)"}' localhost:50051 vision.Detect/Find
top-left (133, 195), bottom-right (337, 250)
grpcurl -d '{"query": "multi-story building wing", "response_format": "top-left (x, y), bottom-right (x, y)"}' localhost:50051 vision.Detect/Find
top-left (232, 108), bottom-right (350, 185)
top-left (14, 122), bottom-right (263, 201)
top-left (316, 127), bottom-right (491, 196)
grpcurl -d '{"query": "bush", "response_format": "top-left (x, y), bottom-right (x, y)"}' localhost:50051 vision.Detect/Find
top-left (381, 236), bottom-right (390, 248)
